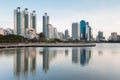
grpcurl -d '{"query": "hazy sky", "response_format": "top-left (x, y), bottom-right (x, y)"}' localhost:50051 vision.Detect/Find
top-left (0, 0), bottom-right (120, 39)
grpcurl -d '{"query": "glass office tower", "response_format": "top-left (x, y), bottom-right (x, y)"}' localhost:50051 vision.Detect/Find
top-left (14, 7), bottom-right (22, 35)
top-left (89, 26), bottom-right (92, 41)
top-left (30, 11), bottom-right (36, 30)
top-left (72, 22), bottom-right (80, 40)
top-left (14, 7), bottom-right (37, 36)
top-left (43, 13), bottom-right (49, 39)
top-left (24, 8), bottom-right (29, 29)
top-left (80, 20), bottom-right (86, 40)
top-left (86, 22), bottom-right (90, 41)
top-left (21, 8), bottom-right (29, 35)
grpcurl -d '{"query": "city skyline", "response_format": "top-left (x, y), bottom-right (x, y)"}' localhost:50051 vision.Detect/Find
top-left (0, 0), bottom-right (120, 38)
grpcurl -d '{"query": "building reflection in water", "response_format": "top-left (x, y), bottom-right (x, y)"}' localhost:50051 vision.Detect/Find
top-left (72, 47), bottom-right (92, 66)
top-left (14, 47), bottom-right (36, 78)
top-left (72, 48), bottom-right (80, 63)
top-left (42, 47), bottom-right (57, 73)
top-left (65, 49), bottom-right (69, 57)
top-left (43, 47), bottom-right (49, 73)
top-left (98, 50), bottom-right (103, 55)
top-left (0, 48), bottom-right (16, 57)
top-left (42, 47), bottom-right (67, 73)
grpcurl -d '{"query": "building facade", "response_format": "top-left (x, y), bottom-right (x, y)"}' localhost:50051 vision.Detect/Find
top-left (14, 7), bottom-right (22, 35)
top-left (25, 28), bottom-right (37, 39)
top-left (30, 11), bottom-right (36, 30)
top-left (47, 24), bottom-right (53, 39)
top-left (85, 22), bottom-right (90, 41)
top-left (72, 22), bottom-right (80, 40)
top-left (80, 20), bottom-right (86, 40)
top-left (80, 20), bottom-right (93, 41)
top-left (111, 32), bottom-right (118, 41)
top-left (58, 32), bottom-right (64, 40)
top-left (54, 28), bottom-right (60, 39)
top-left (43, 13), bottom-right (49, 39)
top-left (96, 31), bottom-right (105, 41)
top-left (65, 29), bottom-right (70, 40)
top-left (4, 28), bottom-right (14, 35)
top-left (43, 13), bottom-right (61, 40)
top-left (14, 7), bottom-right (36, 37)
top-left (89, 27), bottom-right (92, 41)
top-left (21, 8), bottom-right (29, 35)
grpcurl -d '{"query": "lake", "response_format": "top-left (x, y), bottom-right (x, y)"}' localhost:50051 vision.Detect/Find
top-left (0, 43), bottom-right (120, 80)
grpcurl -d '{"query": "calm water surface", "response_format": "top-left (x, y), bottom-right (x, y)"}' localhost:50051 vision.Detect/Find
top-left (0, 43), bottom-right (120, 80)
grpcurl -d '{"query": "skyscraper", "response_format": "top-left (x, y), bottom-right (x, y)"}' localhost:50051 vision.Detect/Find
top-left (46, 24), bottom-right (60, 40)
top-left (43, 13), bottom-right (49, 39)
top-left (54, 28), bottom-right (60, 39)
top-left (80, 20), bottom-right (86, 40)
top-left (96, 31), bottom-right (105, 41)
top-left (80, 20), bottom-right (93, 41)
top-left (58, 32), bottom-right (64, 40)
top-left (86, 22), bottom-right (91, 41)
top-left (30, 11), bottom-right (36, 30)
top-left (14, 7), bottom-right (22, 35)
top-left (21, 8), bottom-right (29, 35)
top-left (110, 32), bottom-right (118, 41)
top-left (72, 22), bottom-right (80, 40)
top-left (65, 29), bottom-right (69, 40)
top-left (14, 7), bottom-right (37, 36)
top-left (47, 24), bottom-right (53, 39)
top-left (89, 27), bottom-right (93, 41)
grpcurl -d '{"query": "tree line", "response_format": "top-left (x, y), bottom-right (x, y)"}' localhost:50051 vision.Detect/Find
top-left (0, 33), bottom-right (93, 43)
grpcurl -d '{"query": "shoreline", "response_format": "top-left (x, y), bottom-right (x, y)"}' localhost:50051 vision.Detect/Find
top-left (0, 43), bottom-right (96, 48)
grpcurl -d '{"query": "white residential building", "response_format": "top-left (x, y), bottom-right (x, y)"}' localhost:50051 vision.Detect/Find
top-left (25, 28), bottom-right (37, 39)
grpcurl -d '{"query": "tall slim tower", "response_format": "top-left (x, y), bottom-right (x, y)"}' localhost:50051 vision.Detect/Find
top-left (43, 13), bottom-right (49, 38)
top-left (14, 7), bottom-right (22, 35)
top-left (65, 29), bottom-right (69, 40)
top-left (80, 20), bottom-right (86, 40)
top-left (86, 22), bottom-right (90, 41)
top-left (14, 7), bottom-right (37, 36)
top-left (30, 11), bottom-right (36, 31)
top-left (21, 8), bottom-right (29, 35)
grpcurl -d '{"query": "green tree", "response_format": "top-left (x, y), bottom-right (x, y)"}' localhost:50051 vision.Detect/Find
top-left (38, 32), bottom-right (45, 38)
